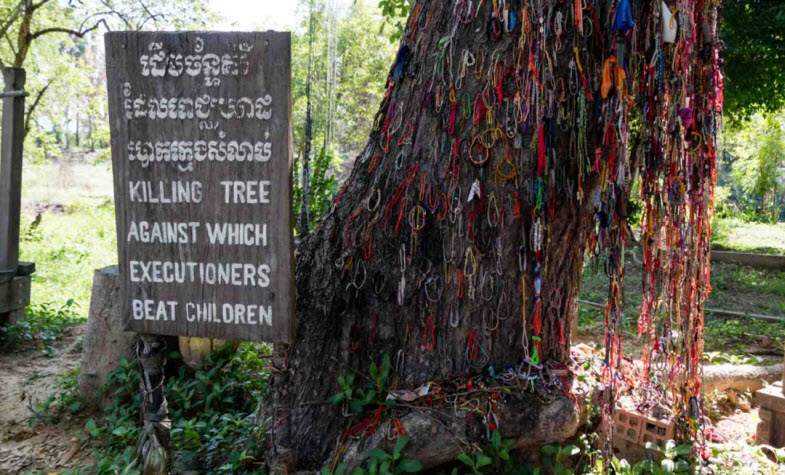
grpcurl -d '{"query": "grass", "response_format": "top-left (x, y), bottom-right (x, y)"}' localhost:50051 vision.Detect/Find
top-left (712, 217), bottom-right (785, 255)
top-left (579, 247), bottom-right (785, 363)
top-left (1, 161), bottom-right (116, 353)
top-left (18, 160), bottom-right (117, 318)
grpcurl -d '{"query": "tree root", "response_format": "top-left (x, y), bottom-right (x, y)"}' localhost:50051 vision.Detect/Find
top-left (328, 390), bottom-right (581, 472)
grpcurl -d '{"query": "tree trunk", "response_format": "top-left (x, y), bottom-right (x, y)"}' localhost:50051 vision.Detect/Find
top-left (263, 0), bottom-right (722, 470)
top-left (78, 266), bottom-right (137, 410)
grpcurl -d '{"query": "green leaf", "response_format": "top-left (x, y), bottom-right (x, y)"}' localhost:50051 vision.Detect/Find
top-left (476, 454), bottom-right (493, 467)
top-left (364, 389), bottom-right (377, 403)
top-left (398, 459), bottom-right (422, 473)
top-left (393, 436), bottom-right (410, 455)
top-left (491, 430), bottom-right (501, 449)
top-left (456, 453), bottom-right (474, 467)
top-left (673, 444), bottom-right (692, 457)
top-left (368, 448), bottom-right (389, 460)
top-left (84, 418), bottom-right (100, 437)
top-left (541, 445), bottom-right (557, 456)
top-left (350, 399), bottom-right (366, 414)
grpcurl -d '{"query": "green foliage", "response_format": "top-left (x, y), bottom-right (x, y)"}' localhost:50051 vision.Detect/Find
top-left (702, 351), bottom-right (764, 366)
top-left (291, 0), bottom-right (396, 230)
top-left (712, 218), bottom-right (785, 255)
top-left (378, 0), bottom-right (414, 42)
top-left (637, 441), bottom-right (694, 474)
top-left (324, 436), bottom-right (422, 475)
top-left (0, 0), bottom-right (217, 163)
top-left (364, 437), bottom-right (423, 474)
top-left (293, 146), bottom-right (340, 234)
top-left (456, 451), bottom-right (494, 474)
top-left (30, 367), bottom-right (82, 424)
top-left (719, 112), bottom-right (785, 222)
top-left (331, 353), bottom-right (393, 414)
top-left (722, 2), bottom-right (785, 118)
top-left (580, 250), bottom-right (785, 361)
top-left (18, 186), bottom-right (117, 315)
top-left (0, 300), bottom-right (79, 354)
top-left (704, 317), bottom-right (785, 353)
top-left (540, 443), bottom-right (581, 475)
top-left (453, 431), bottom-right (530, 474)
top-left (83, 344), bottom-right (270, 473)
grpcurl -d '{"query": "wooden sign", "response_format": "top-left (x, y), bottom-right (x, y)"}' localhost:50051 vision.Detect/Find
top-left (105, 32), bottom-right (295, 342)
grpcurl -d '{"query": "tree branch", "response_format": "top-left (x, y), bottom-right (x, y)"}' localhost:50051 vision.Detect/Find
top-left (24, 80), bottom-right (52, 139)
top-left (0, 0), bottom-right (25, 40)
top-left (4, 31), bottom-right (17, 55)
top-left (30, 0), bottom-right (53, 12)
top-left (98, 0), bottom-right (132, 29)
top-left (29, 18), bottom-right (106, 40)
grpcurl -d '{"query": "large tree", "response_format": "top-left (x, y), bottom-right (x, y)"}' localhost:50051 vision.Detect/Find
top-left (263, 0), bottom-right (722, 470)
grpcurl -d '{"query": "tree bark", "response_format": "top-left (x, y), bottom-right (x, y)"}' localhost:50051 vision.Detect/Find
top-left (263, 0), bottom-right (722, 470)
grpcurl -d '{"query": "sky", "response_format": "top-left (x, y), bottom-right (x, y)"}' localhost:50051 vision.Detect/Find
top-left (209, 0), bottom-right (353, 32)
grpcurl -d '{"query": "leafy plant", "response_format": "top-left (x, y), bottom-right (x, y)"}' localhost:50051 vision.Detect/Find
top-left (365, 436), bottom-right (423, 474)
top-left (31, 367), bottom-right (82, 424)
top-left (378, 0), bottom-right (414, 42)
top-left (332, 353), bottom-right (393, 414)
top-left (293, 146), bottom-right (339, 234)
top-left (322, 437), bottom-right (421, 475)
top-left (540, 443), bottom-right (580, 475)
top-left (82, 343), bottom-right (270, 472)
top-left (0, 300), bottom-right (80, 355)
top-left (456, 451), bottom-right (493, 474)
top-left (638, 440), bottom-right (694, 474)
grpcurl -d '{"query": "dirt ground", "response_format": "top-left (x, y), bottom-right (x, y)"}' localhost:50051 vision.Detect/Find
top-left (714, 409), bottom-right (758, 443)
top-left (0, 324), bottom-right (777, 474)
top-left (0, 326), bottom-right (92, 474)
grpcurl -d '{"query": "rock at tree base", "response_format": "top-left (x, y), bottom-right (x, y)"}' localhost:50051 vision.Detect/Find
top-left (79, 265), bottom-right (137, 409)
top-left (336, 389), bottom-right (580, 471)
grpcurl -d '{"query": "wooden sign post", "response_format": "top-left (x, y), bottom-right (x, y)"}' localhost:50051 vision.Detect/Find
top-left (0, 68), bottom-right (34, 324)
top-left (105, 32), bottom-right (295, 343)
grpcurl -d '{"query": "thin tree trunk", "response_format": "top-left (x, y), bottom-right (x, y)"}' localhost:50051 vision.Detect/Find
top-left (300, 0), bottom-right (316, 237)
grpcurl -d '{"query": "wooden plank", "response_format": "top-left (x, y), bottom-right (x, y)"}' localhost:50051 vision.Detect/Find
top-left (711, 250), bottom-right (785, 271)
top-left (0, 68), bottom-right (26, 283)
top-left (104, 32), bottom-right (295, 343)
top-left (0, 275), bottom-right (31, 314)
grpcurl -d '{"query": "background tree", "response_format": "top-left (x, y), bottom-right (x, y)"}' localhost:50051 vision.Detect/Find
top-left (0, 0), bottom-right (215, 151)
top-left (719, 112), bottom-right (785, 221)
top-left (721, 1), bottom-right (785, 119)
top-left (263, 0), bottom-right (722, 471)
top-left (291, 0), bottom-right (397, 233)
